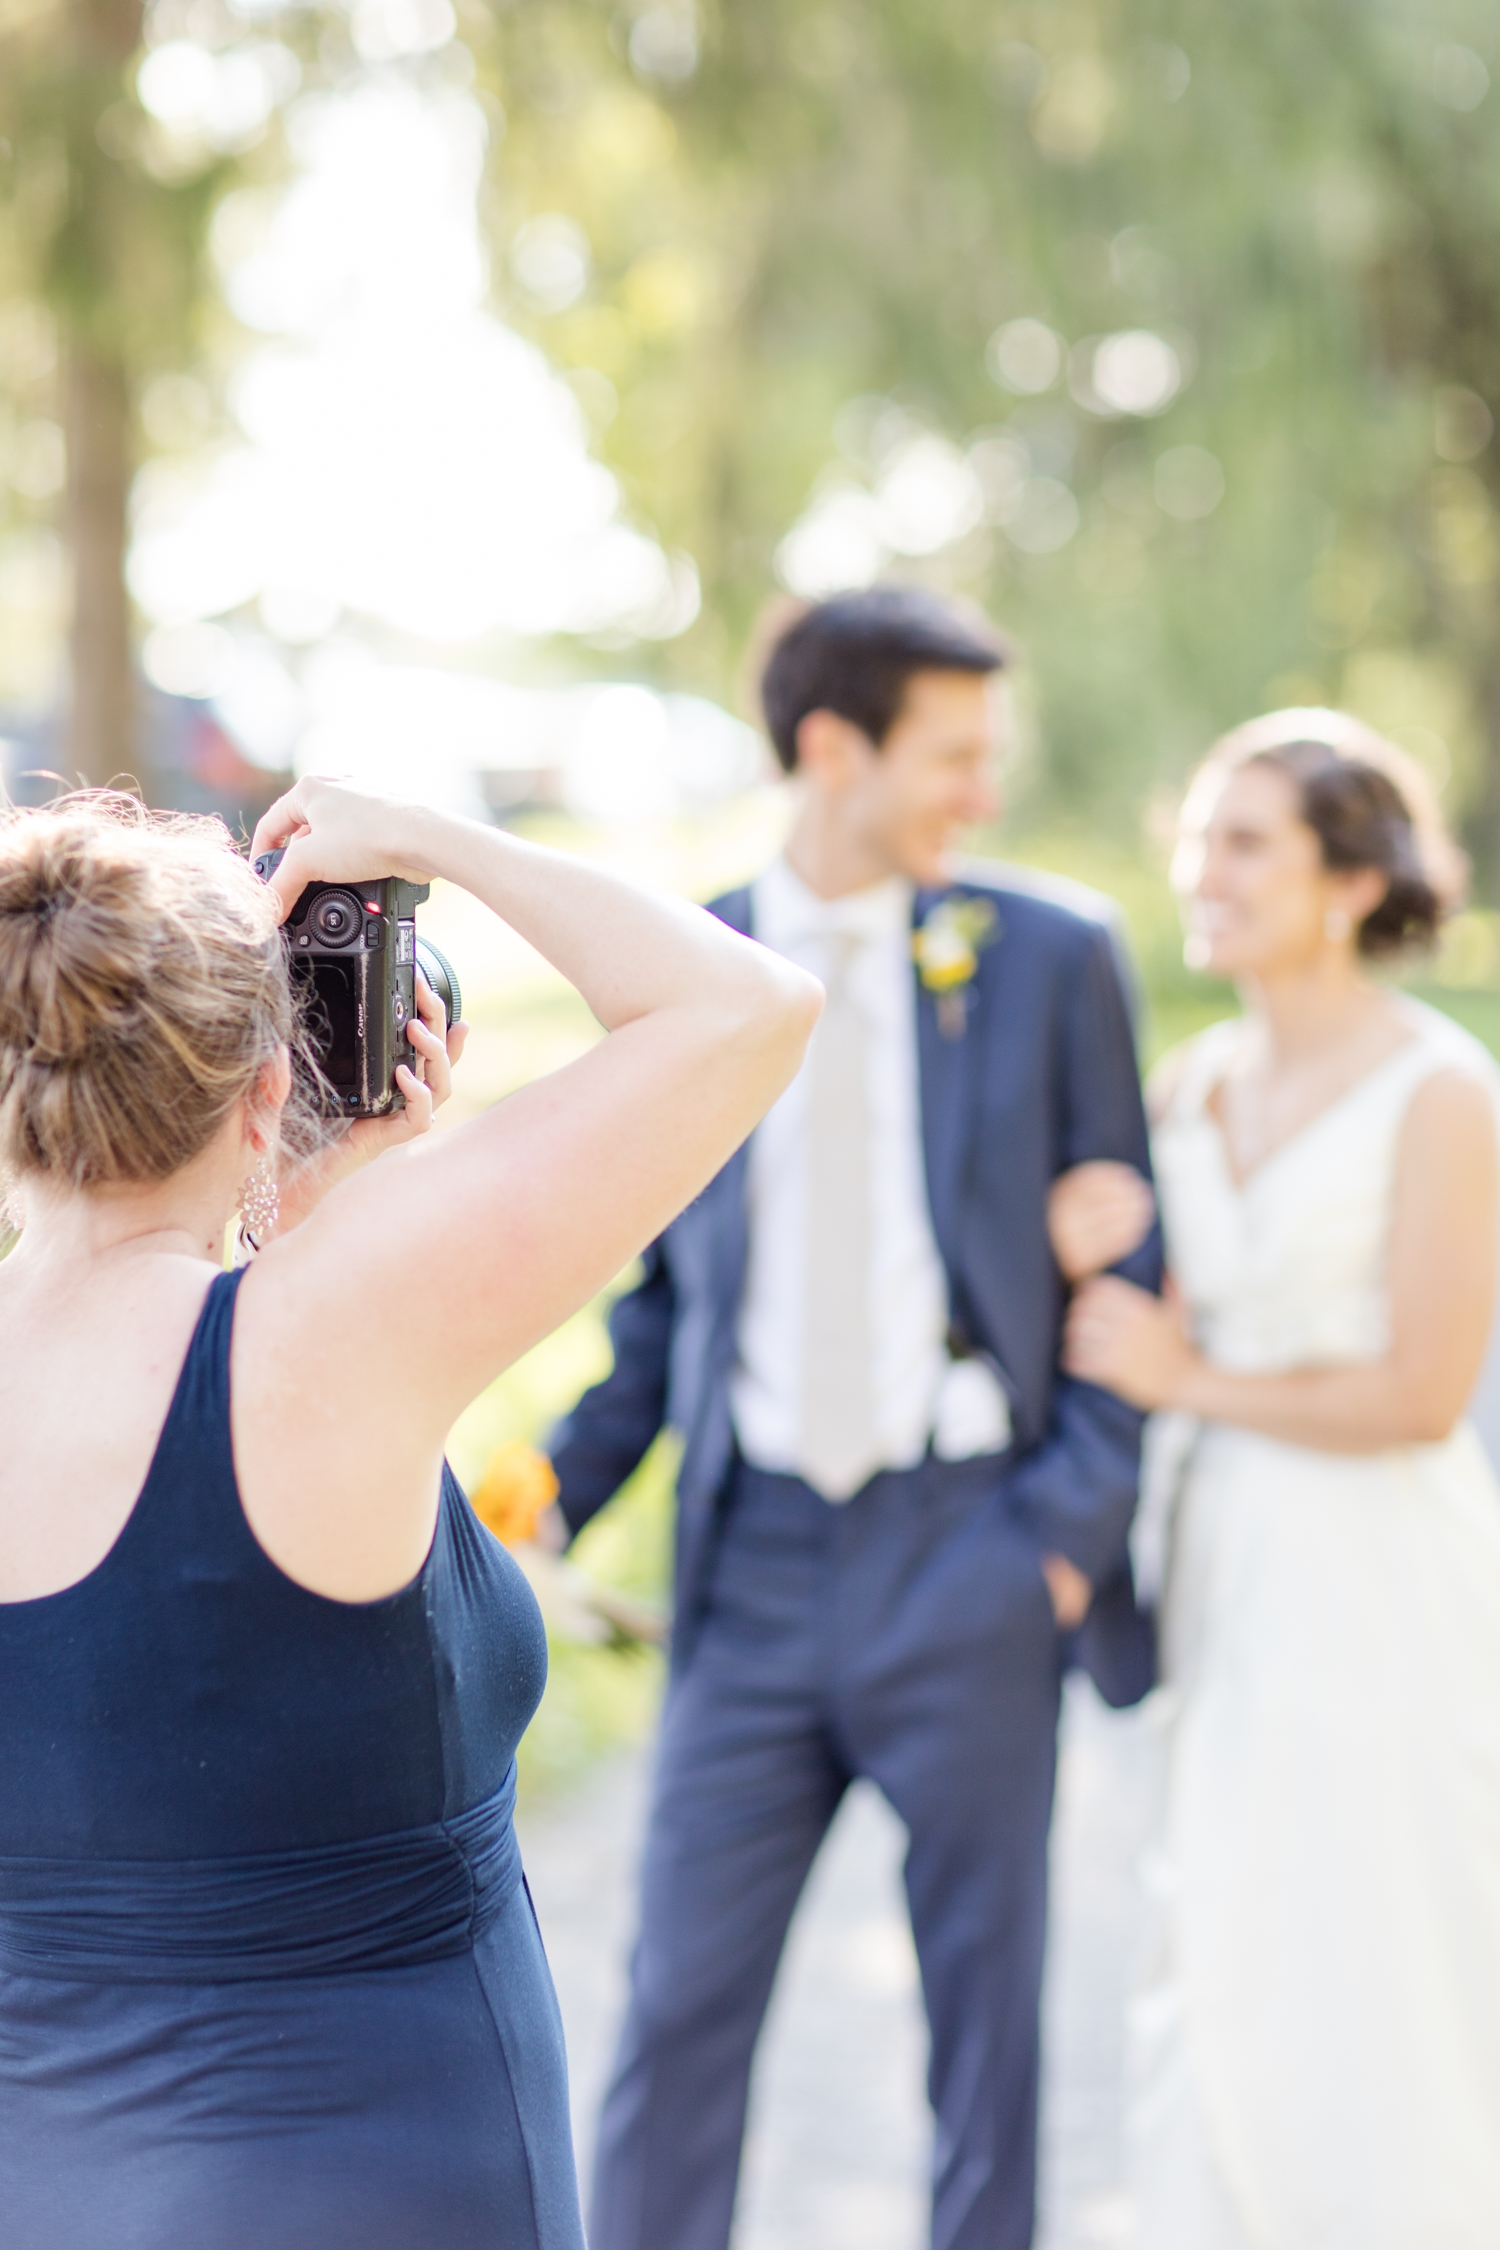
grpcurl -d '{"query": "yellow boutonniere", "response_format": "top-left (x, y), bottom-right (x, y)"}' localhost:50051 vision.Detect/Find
top-left (913, 896), bottom-right (997, 1035)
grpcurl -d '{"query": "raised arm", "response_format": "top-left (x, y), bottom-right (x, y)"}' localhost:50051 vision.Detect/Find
top-left (233, 779), bottom-right (821, 1599)
top-left (1065, 1066), bottom-right (1498, 1450)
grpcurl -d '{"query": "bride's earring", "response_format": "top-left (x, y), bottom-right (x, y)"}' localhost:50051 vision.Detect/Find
top-left (237, 1158), bottom-right (280, 1245)
top-left (1324, 906), bottom-right (1353, 943)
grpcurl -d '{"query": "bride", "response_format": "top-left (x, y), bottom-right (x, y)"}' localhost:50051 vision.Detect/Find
top-left (1053, 710), bottom-right (1500, 2249)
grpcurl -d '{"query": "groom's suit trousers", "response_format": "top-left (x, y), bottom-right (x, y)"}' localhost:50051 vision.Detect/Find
top-left (588, 1451), bottom-right (1064, 2250)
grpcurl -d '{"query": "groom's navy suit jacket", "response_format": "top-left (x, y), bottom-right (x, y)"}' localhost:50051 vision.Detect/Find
top-left (550, 861), bottom-right (1162, 1707)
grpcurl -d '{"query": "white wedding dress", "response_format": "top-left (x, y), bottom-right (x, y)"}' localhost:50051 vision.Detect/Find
top-left (1131, 1000), bottom-right (1500, 2250)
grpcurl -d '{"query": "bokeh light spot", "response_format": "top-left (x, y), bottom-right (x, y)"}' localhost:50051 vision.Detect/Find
top-left (1077, 330), bottom-right (1182, 418)
top-left (1435, 385), bottom-right (1493, 463)
top-left (628, 7), bottom-right (699, 85)
top-left (511, 216), bottom-right (591, 313)
top-left (350, 0), bottom-right (455, 63)
top-left (1001, 478), bottom-right (1079, 555)
top-left (987, 319), bottom-right (1063, 397)
top-left (1432, 44), bottom-right (1489, 112)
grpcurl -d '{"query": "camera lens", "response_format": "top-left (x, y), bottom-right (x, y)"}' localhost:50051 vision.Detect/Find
top-left (310, 890), bottom-right (361, 948)
top-left (415, 938), bottom-right (462, 1028)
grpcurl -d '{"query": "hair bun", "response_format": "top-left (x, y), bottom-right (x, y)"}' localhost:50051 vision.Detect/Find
top-left (0, 826), bottom-right (151, 1069)
top-left (0, 793), bottom-right (299, 1191)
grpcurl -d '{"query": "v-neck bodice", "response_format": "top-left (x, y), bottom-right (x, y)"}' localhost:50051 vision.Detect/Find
top-left (1153, 1002), bottom-right (1500, 1376)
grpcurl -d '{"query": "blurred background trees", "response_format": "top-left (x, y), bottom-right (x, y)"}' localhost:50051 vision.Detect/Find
top-left (3, 0), bottom-right (1500, 874)
top-left (0, 0), bottom-right (268, 789)
top-left (483, 0), bottom-right (1500, 861)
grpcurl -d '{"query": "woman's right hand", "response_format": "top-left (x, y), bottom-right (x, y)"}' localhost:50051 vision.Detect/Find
top-left (1047, 1160), bottom-right (1155, 1283)
top-left (250, 777), bottom-right (439, 925)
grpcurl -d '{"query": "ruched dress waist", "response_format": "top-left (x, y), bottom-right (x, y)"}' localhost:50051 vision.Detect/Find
top-left (0, 1765), bottom-right (521, 1984)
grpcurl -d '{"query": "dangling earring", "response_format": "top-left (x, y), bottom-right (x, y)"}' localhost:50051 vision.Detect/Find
top-left (237, 1157), bottom-right (280, 1248)
top-left (1324, 906), bottom-right (1352, 943)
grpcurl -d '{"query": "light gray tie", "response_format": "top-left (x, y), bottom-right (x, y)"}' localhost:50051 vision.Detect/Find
top-left (800, 930), bottom-right (880, 1501)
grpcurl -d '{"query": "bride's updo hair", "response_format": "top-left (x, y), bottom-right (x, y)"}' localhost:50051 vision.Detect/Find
top-left (0, 793), bottom-right (296, 1189)
top-left (1195, 708), bottom-right (1464, 957)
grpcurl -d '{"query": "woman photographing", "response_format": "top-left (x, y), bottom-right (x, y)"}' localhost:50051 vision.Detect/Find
top-left (1052, 712), bottom-right (1500, 2248)
top-left (0, 777), bottom-right (819, 2250)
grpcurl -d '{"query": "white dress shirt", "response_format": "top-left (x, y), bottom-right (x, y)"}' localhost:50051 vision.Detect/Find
top-left (730, 857), bottom-right (1011, 1492)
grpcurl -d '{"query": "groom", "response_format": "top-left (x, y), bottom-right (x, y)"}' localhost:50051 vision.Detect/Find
top-left (547, 586), bottom-right (1159, 2250)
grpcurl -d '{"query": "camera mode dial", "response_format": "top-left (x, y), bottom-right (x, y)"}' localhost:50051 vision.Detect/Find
top-left (309, 890), bottom-right (362, 948)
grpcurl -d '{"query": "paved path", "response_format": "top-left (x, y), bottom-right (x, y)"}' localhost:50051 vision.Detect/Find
top-left (517, 1678), bottom-right (1161, 2249)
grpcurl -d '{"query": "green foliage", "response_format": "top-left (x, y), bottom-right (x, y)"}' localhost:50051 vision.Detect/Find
top-left (0, 0), bottom-right (321, 750)
top-left (10, 0), bottom-right (1500, 856)
top-left (470, 0), bottom-right (1500, 878)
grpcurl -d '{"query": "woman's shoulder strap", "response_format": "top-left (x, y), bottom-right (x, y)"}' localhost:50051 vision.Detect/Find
top-left (1364, 1005), bottom-right (1500, 1134)
top-left (64, 1263), bottom-right (255, 1602)
top-left (131, 1265), bottom-right (251, 1542)
top-left (185, 1264), bottom-right (251, 1411)
top-left (1150, 1017), bottom-right (1240, 1130)
top-left (1390, 996), bottom-right (1500, 1085)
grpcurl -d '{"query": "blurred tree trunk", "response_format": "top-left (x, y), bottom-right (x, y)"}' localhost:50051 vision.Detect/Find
top-left (61, 0), bottom-right (144, 790)
top-left (64, 344), bottom-right (133, 787)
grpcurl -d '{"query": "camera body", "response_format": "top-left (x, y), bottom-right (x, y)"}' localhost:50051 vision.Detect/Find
top-left (253, 850), bottom-right (460, 1118)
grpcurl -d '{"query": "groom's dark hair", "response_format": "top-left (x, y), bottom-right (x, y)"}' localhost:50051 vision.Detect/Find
top-left (757, 587), bottom-right (1009, 774)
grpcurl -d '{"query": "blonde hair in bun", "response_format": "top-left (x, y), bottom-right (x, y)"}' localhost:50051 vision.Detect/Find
top-left (0, 793), bottom-right (299, 1190)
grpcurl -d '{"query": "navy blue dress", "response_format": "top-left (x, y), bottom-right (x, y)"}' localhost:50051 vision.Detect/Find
top-left (0, 1268), bottom-right (584, 2250)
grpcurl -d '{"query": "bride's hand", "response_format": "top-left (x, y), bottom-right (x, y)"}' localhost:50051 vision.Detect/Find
top-left (1048, 1161), bottom-right (1155, 1283)
top-left (1063, 1274), bottom-right (1196, 1409)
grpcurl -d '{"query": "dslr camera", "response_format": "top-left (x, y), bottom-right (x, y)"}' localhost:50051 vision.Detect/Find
top-left (253, 849), bottom-right (461, 1118)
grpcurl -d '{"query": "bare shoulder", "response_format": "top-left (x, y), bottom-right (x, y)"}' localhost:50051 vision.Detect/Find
top-left (1396, 1054), bottom-right (1500, 1230)
top-left (1392, 1064), bottom-right (1499, 1310)
top-left (1401, 1059), bottom-right (1499, 1156)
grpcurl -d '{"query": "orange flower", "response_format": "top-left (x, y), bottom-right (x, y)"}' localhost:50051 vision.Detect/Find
top-left (471, 1441), bottom-right (560, 1547)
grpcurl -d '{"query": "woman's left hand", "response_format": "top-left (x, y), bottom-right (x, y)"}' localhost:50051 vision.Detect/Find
top-left (1063, 1274), bottom-right (1197, 1411)
top-left (272, 975), bottom-right (470, 1237)
top-left (346, 971), bottom-right (469, 1158)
